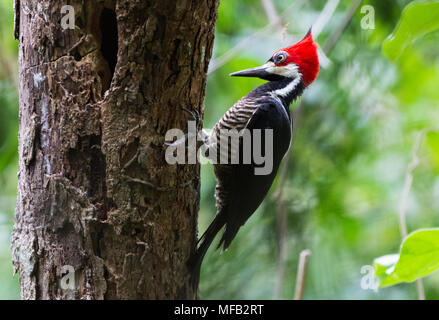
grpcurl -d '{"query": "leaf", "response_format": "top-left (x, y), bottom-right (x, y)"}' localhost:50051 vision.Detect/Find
top-left (374, 254), bottom-right (399, 278)
top-left (383, 0), bottom-right (439, 61)
top-left (373, 229), bottom-right (439, 288)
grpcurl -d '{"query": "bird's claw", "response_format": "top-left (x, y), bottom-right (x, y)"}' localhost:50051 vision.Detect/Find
top-left (182, 107), bottom-right (200, 126)
top-left (163, 108), bottom-right (202, 149)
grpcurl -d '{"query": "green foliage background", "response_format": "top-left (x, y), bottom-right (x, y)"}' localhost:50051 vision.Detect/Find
top-left (1, 0), bottom-right (439, 299)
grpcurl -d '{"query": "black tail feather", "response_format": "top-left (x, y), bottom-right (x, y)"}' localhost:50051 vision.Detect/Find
top-left (188, 212), bottom-right (226, 290)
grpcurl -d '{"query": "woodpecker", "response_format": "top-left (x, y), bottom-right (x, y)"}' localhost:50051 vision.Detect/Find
top-left (189, 30), bottom-right (319, 285)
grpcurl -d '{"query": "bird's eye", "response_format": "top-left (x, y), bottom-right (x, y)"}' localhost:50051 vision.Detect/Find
top-left (274, 52), bottom-right (287, 64)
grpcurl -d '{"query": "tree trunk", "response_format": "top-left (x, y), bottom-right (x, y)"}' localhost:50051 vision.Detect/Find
top-left (12, 0), bottom-right (219, 299)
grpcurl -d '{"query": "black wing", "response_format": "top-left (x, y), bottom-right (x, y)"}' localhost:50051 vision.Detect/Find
top-left (218, 98), bottom-right (292, 249)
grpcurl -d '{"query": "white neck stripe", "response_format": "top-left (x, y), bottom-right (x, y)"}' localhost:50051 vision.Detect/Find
top-left (274, 77), bottom-right (301, 97)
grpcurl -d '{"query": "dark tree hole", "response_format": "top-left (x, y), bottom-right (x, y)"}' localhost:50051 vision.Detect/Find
top-left (100, 8), bottom-right (118, 78)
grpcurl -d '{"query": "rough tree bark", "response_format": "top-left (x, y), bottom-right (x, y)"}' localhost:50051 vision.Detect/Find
top-left (12, 0), bottom-right (219, 299)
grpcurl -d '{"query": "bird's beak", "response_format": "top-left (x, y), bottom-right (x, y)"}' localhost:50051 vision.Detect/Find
top-left (229, 62), bottom-right (274, 78)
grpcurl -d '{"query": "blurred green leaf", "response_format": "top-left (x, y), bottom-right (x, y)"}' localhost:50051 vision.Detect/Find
top-left (383, 0), bottom-right (439, 61)
top-left (374, 229), bottom-right (439, 288)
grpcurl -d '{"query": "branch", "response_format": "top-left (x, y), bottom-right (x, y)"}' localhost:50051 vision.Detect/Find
top-left (398, 129), bottom-right (428, 300)
top-left (323, 0), bottom-right (363, 54)
top-left (293, 249), bottom-right (311, 300)
top-left (399, 130), bottom-right (427, 238)
top-left (261, 0), bottom-right (283, 30)
top-left (312, 0), bottom-right (340, 38)
top-left (208, 0), bottom-right (308, 74)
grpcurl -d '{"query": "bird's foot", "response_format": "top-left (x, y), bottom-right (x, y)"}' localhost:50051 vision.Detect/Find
top-left (164, 108), bottom-right (206, 148)
top-left (182, 107), bottom-right (201, 127)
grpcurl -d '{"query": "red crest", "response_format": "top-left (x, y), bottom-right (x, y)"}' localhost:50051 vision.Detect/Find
top-left (275, 30), bottom-right (320, 86)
